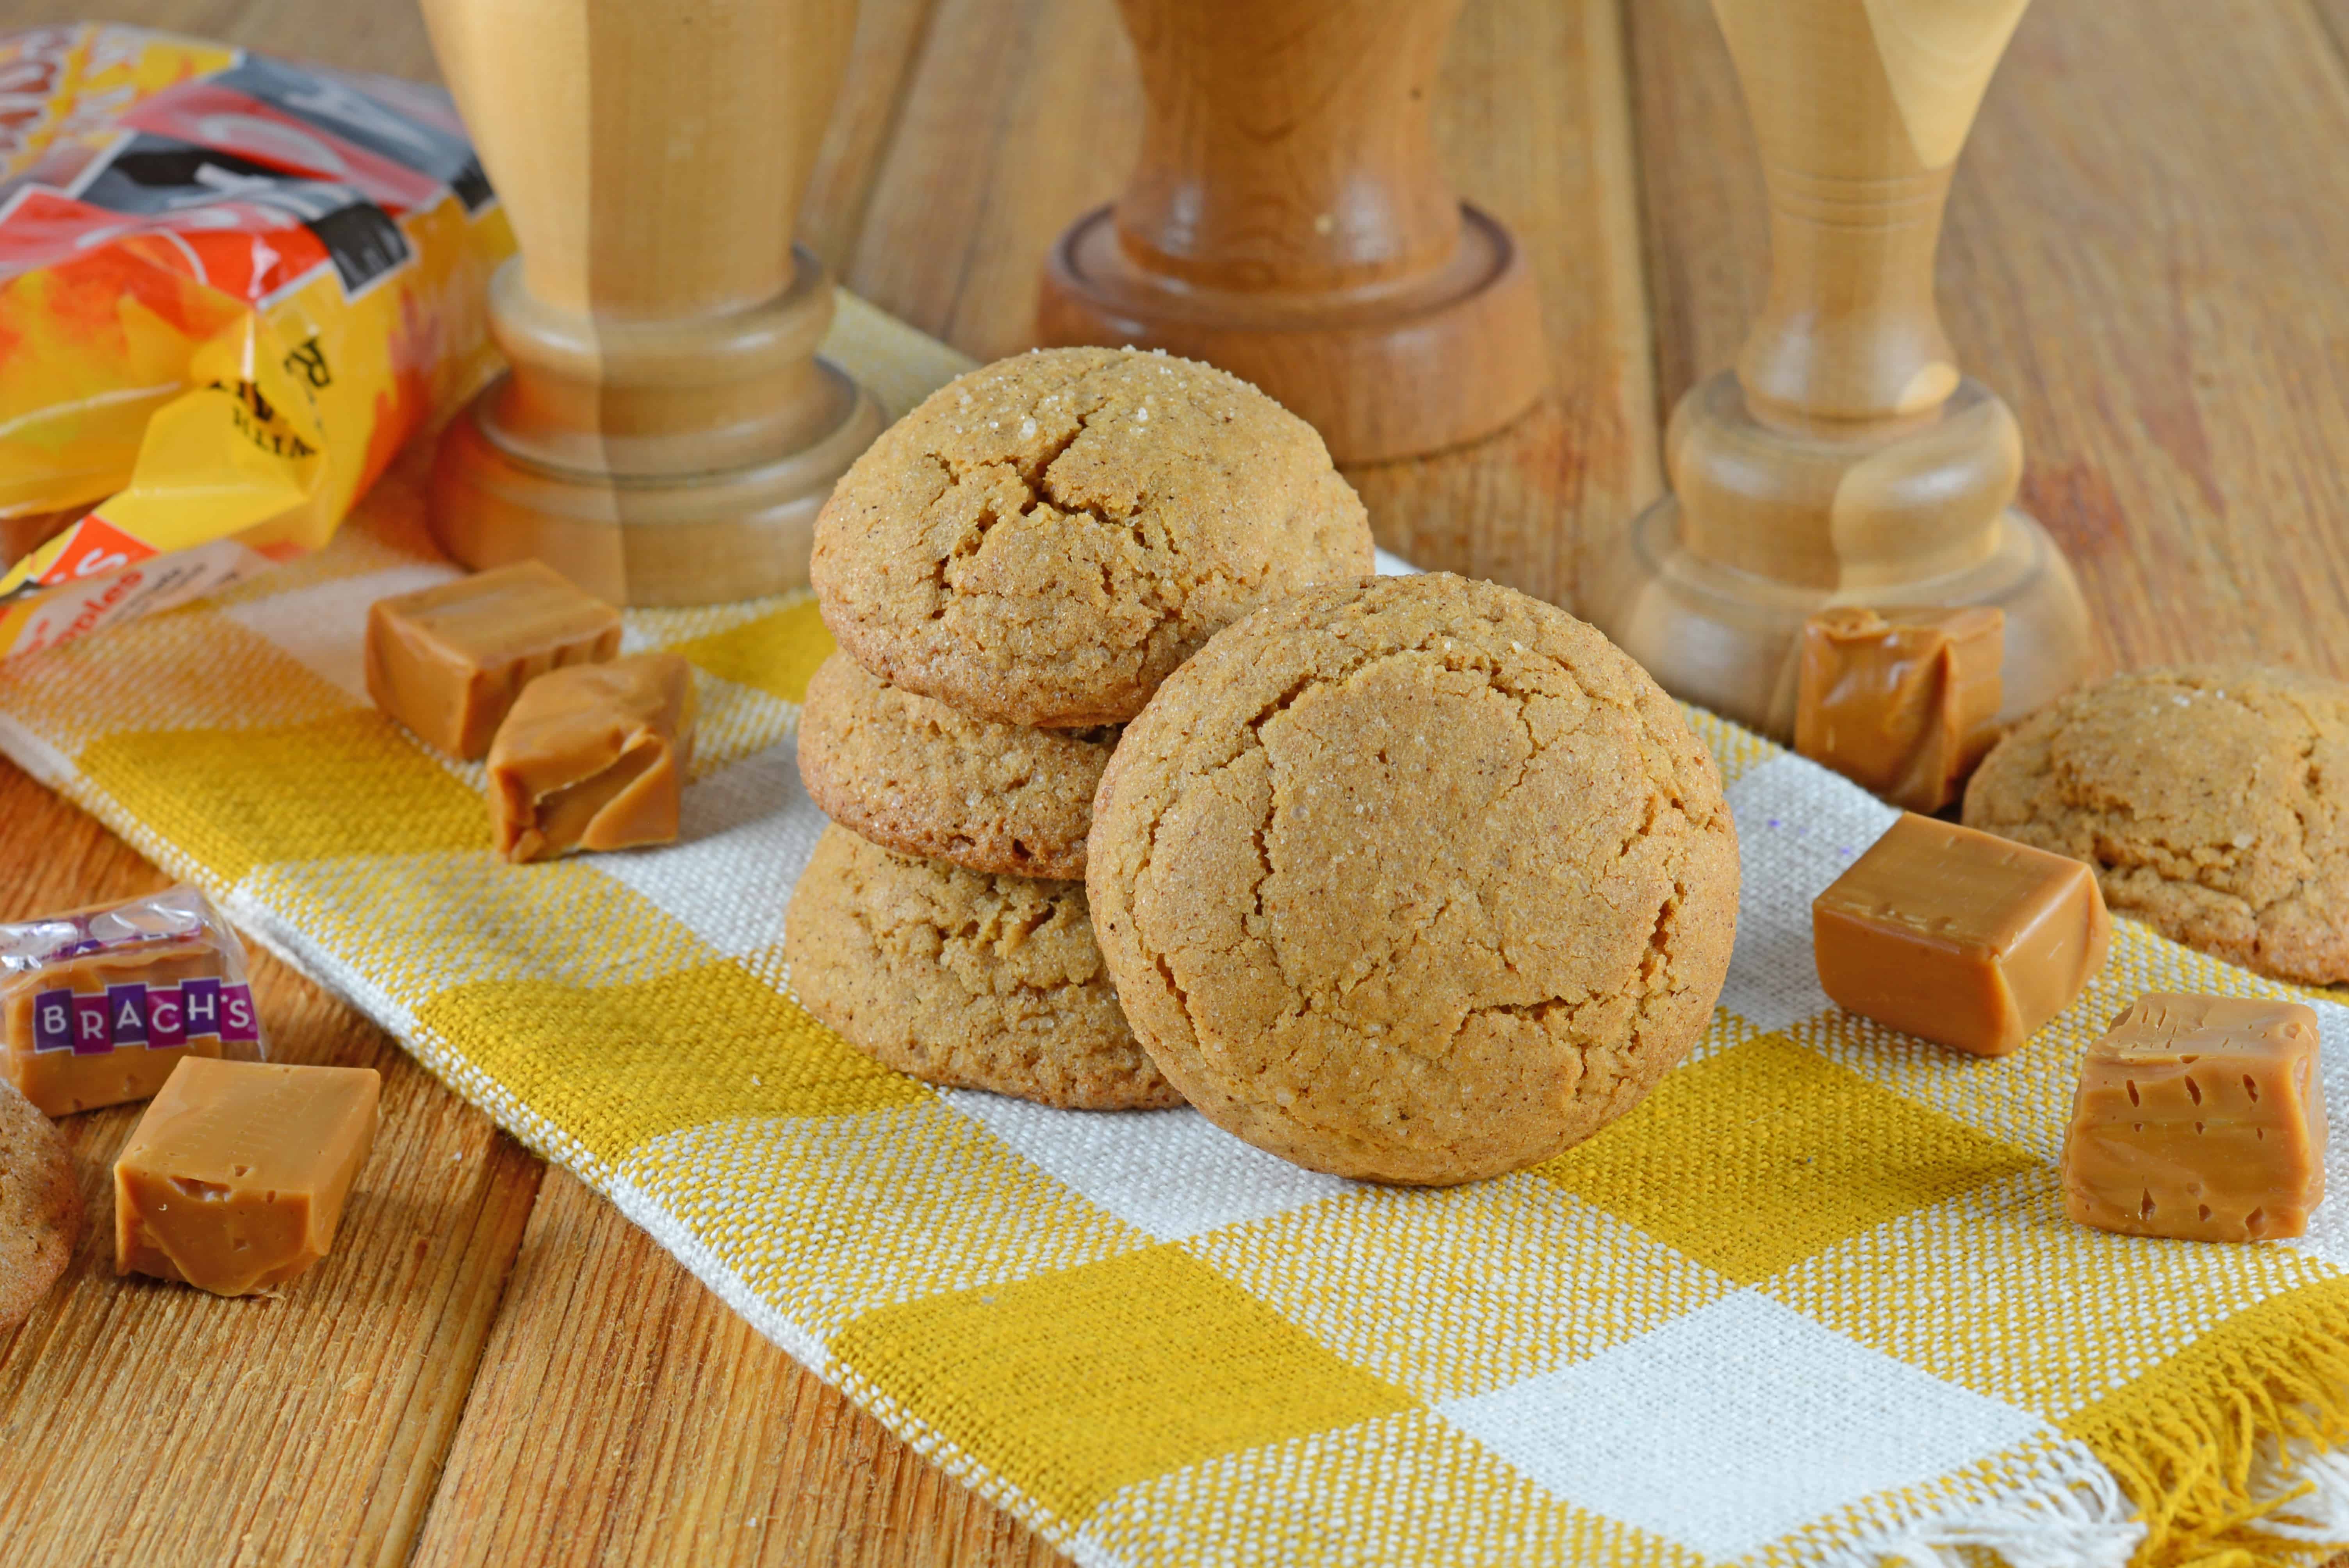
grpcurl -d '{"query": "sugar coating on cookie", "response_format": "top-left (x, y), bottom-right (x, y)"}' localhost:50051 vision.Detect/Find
top-left (1964, 666), bottom-right (2349, 985)
top-left (1087, 573), bottom-right (1740, 1185)
top-left (0, 1075), bottom-right (80, 1331)
top-left (784, 825), bottom-right (1181, 1111)
top-left (797, 653), bottom-right (1114, 880)
top-left (810, 347), bottom-right (1374, 728)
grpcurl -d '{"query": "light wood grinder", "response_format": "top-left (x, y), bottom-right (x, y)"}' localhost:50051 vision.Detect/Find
top-left (419, 0), bottom-right (884, 606)
top-left (1037, 0), bottom-right (1547, 465)
top-left (1588, 0), bottom-right (2091, 735)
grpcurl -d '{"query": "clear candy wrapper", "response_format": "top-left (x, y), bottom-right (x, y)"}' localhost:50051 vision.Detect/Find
top-left (0, 883), bottom-right (265, 1116)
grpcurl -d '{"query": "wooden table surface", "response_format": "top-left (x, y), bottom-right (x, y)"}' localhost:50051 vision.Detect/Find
top-left (5, 1), bottom-right (2349, 1563)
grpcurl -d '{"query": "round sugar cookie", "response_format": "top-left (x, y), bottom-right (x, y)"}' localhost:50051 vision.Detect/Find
top-left (797, 652), bottom-right (1114, 880)
top-left (1964, 665), bottom-right (2349, 984)
top-left (0, 1075), bottom-right (79, 1332)
top-left (1086, 572), bottom-right (1740, 1185)
top-left (809, 346), bottom-right (1374, 728)
top-left (784, 825), bottom-right (1181, 1110)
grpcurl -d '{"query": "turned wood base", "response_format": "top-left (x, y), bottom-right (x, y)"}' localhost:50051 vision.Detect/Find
top-left (428, 362), bottom-right (885, 608)
top-left (1590, 493), bottom-right (2092, 740)
top-left (1037, 202), bottom-right (1546, 464)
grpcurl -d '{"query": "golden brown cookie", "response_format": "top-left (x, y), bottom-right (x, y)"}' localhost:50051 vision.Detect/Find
top-left (797, 653), bottom-right (1114, 880)
top-left (1964, 666), bottom-right (2349, 984)
top-left (784, 825), bottom-right (1181, 1110)
top-left (0, 1075), bottom-right (79, 1332)
top-left (809, 347), bottom-right (1374, 728)
top-left (1087, 573), bottom-right (1740, 1185)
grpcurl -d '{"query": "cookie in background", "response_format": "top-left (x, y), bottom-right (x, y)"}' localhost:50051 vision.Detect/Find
top-left (1965, 665), bottom-right (2349, 985)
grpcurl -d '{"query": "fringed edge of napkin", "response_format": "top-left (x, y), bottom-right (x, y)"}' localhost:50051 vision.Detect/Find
top-left (2064, 1279), bottom-right (2349, 1567)
top-left (1819, 1281), bottom-right (2349, 1568)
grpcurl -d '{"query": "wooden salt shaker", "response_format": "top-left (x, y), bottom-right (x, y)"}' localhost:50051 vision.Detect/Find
top-left (419, 0), bottom-right (885, 606)
top-left (1586, 0), bottom-right (2091, 735)
top-left (1036, 0), bottom-right (1547, 464)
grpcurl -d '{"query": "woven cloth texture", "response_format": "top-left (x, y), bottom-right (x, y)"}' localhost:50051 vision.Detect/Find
top-left (3, 295), bottom-right (2345, 1568)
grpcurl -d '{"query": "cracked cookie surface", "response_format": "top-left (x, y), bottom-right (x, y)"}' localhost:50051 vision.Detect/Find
top-left (809, 347), bottom-right (1374, 728)
top-left (1964, 666), bottom-right (2349, 984)
top-left (0, 1076), bottom-right (79, 1332)
top-left (1086, 574), bottom-right (1739, 1185)
top-left (784, 825), bottom-right (1180, 1110)
top-left (798, 653), bottom-right (1114, 880)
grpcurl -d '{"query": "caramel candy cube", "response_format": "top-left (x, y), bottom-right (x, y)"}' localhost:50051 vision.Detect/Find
top-left (1795, 605), bottom-right (2003, 813)
top-left (114, 1058), bottom-right (380, 1296)
top-left (488, 652), bottom-right (697, 863)
top-left (1813, 813), bottom-right (2110, 1057)
top-left (2062, 994), bottom-right (2327, 1242)
top-left (365, 561), bottom-right (622, 759)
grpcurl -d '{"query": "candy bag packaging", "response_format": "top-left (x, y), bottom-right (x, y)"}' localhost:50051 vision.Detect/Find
top-left (0, 23), bottom-right (513, 659)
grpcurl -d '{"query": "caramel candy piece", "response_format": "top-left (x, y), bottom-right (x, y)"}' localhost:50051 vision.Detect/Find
top-left (1813, 813), bottom-right (2110, 1056)
top-left (1795, 605), bottom-right (2003, 813)
top-left (2, 886), bottom-right (263, 1117)
top-left (365, 561), bottom-right (622, 759)
top-left (2062, 993), bottom-right (2326, 1242)
top-left (488, 652), bottom-right (697, 862)
top-left (114, 1058), bottom-right (380, 1296)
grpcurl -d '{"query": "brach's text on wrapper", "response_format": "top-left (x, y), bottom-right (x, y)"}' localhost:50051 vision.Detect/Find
top-left (0, 24), bottom-right (513, 660)
top-left (0, 885), bottom-right (266, 1116)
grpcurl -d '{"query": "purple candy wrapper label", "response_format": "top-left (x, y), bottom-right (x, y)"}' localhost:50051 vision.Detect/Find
top-left (107, 982), bottom-right (150, 1046)
top-left (71, 992), bottom-right (109, 1055)
top-left (148, 985), bottom-right (185, 1050)
top-left (220, 984), bottom-right (258, 1046)
top-left (32, 988), bottom-right (73, 1052)
top-left (180, 977), bottom-right (220, 1039)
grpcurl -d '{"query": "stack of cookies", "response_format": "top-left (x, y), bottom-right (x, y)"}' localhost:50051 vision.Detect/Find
top-left (783, 347), bottom-right (1375, 1110)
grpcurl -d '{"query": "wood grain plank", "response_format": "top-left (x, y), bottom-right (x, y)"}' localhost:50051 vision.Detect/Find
top-left (0, 764), bottom-right (544, 1568)
top-left (1344, 0), bottom-right (1657, 610)
top-left (845, 0), bottom-right (1659, 612)
top-left (0, 0), bottom-right (932, 285)
top-left (2313, 0), bottom-right (2349, 79)
top-left (409, 1169), bottom-right (1063, 1568)
top-left (0, 0), bottom-right (442, 80)
top-left (800, 0), bottom-right (952, 276)
top-left (1628, 0), bottom-right (2349, 681)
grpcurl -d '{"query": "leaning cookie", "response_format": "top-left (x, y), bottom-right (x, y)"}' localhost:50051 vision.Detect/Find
top-left (810, 346), bottom-right (1374, 729)
top-left (797, 653), bottom-right (1114, 880)
top-left (1964, 665), bottom-right (2349, 985)
top-left (0, 1076), bottom-right (79, 1331)
top-left (1087, 573), bottom-right (1740, 1186)
top-left (783, 826), bottom-right (1181, 1111)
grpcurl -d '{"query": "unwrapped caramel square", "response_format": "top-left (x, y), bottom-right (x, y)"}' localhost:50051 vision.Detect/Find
top-left (1813, 813), bottom-right (2110, 1056)
top-left (114, 1057), bottom-right (380, 1296)
top-left (2062, 993), bottom-right (2326, 1242)
top-left (488, 652), bottom-right (696, 863)
top-left (365, 561), bottom-right (622, 759)
top-left (1795, 605), bottom-right (2003, 813)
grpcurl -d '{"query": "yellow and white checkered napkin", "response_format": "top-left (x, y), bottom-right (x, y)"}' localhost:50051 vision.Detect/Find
top-left (3, 297), bottom-right (2345, 1568)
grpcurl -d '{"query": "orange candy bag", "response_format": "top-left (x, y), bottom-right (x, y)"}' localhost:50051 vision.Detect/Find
top-left (0, 24), bottom-right (513, 658)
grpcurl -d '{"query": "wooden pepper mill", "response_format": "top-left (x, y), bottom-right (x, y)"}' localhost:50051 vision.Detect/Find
top-left (1036, 0), bottom-right (1547, 464)
top-left (1588, 0), bottom-right (2091, 735)
top-left (419, 0), bottom-right (884, 606)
